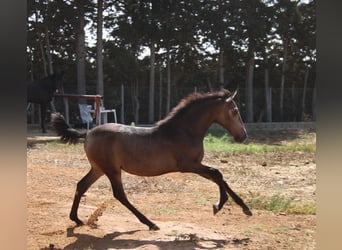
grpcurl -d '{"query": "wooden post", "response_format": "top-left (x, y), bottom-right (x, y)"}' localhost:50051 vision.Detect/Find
top-left (94, 95), bottom-right (102, 126)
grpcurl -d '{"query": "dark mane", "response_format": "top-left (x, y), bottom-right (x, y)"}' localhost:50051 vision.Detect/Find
top-left (156, 89), bottom-right (232, 126)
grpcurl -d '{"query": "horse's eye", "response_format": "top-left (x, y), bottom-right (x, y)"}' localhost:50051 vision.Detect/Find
top-left (232, 108), bottom-right (238, 115)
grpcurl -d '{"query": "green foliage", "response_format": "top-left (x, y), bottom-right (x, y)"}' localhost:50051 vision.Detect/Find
top-left (246, 194), bottom-right (315, 215)
top-left (155, 207), bottom-right (178, 215)
top-left (203, 132), bottom-right (315, 153)
top-left (248, 194), bottom-right (294, 213)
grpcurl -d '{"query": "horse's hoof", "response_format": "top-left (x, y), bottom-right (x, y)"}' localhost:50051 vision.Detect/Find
top-left (71, 217), bottom-right (84, 226)
top-left (149, 224), bottom-right (160, 231)
top-left (76, 221), bottom-right (84, 226)
top-left (213, 204), bottom-right (220, 215)
top-left (243, 209), bottom-right (252, 216)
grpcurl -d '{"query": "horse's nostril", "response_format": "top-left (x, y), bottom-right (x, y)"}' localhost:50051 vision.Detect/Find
top-left (235, 133), bottom-right (247, 143)
top-left (234, 136), bottom-right (240, 142)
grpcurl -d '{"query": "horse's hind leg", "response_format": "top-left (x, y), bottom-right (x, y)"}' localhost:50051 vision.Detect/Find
top-left (185, 164), bottom-right (252, 216)
top-left (70, 167), bottom-right (103, 225)
top-left (223, 181), bottom-right (252, 216)
top-left (108, 171), bottom-right (160, 231)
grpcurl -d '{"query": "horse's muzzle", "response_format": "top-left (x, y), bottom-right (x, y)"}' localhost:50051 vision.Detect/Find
top-left (234, 131), bottom-right (247, 143)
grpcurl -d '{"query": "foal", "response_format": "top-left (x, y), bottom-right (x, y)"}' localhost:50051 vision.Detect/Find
top-left (51, 89), bottom-right (252, 230)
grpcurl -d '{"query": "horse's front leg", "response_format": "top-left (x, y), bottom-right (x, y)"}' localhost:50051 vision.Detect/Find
top-left (108, 170), bottom-right (160, 231)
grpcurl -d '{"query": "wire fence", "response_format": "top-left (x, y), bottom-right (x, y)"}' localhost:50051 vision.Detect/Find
top-left (100, 85), bottom-right (316, 124)
top-left (28, 85), bottom-right (316, 126)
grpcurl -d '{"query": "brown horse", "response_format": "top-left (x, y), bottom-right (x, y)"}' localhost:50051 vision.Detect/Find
top-left (51, 89), bottom-right (252, 231)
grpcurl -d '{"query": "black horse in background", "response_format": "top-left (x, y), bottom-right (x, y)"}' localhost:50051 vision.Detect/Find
top-left (27, 73), bottom-right (63, 133)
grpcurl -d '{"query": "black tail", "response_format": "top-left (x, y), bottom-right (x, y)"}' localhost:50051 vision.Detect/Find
top-left (51, 113), bottom-right (86, 144)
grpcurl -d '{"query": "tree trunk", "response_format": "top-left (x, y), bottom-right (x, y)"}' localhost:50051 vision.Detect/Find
top-left (312, 81), bottom-right (316, 121)
top-left (96, 0), bottom-right (104, 96)
top-left (34, 4), bottom-right (47, 77)
top-left (280, 37), bottom-right (288, 122)
top-left (44, 24), bottom-right (53, 75)
top-left (166, 48), bottom-right (171, 115)
top-left (43, 24), bottom-right (56, 112)
top-left (76, 0), bottom-right (87, 103)
top-left (148, 42), bottom-right (156, 123)
top-left (219, 47), bottom-right (224, 86)
top-left (245, 48), bottom-right (255, 123)
top-left (121, 84), bottom-right (125, 123)
top-left (132, 80), bottom-right (140, 124)
top-left (263, 50), bottom-right (272, 122)
top-left (207, 77), bottom-right (213, 92)
top-left (28, 47), bottom-right (34, 81)
top-left (159, 66), bottom-right (162, 120)
top-left (27, 46), bottom-right (35, 123)
top-left (291, 83), bottom-right (296, 121)
top-left (264, 67), bottom-right (272, 122)
top-left (133, 50), bottom-right (140, 124)
top-left (40, 41), bottom-right (48, 77)
top-left (301, 68), bottom-right (309, 121)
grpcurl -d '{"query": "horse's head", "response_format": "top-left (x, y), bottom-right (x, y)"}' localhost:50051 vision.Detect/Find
top-left (215, 90), bottom-right (247, 143)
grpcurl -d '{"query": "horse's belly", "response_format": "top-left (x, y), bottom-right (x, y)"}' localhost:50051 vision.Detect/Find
top-left (119, 151), bottom-right (178, 176)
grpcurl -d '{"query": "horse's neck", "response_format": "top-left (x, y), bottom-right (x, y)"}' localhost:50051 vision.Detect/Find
top-left (179, 102), bottom-right (217, 137)
top-left (46, 78), bottom-right (55, 89)
top-left (44, 79), bottom-right (58, 93)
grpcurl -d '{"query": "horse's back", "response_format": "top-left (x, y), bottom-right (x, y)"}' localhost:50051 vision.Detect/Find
top-left (27, 82), bottom-right (42, 103)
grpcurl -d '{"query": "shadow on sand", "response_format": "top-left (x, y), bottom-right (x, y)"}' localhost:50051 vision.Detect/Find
top-left (52, 226), bottom-right (238, 250)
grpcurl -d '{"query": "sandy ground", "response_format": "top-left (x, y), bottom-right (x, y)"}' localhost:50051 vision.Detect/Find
top-left (27, 129), bottom-right (316, 250)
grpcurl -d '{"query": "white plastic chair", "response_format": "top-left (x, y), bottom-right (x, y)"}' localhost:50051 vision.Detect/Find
top-left (90, 100), bottom-right (117, 124)
top-left (78, 104), bottom-right (93, 130)
top-left (98, 107), bottom-right (117, 124)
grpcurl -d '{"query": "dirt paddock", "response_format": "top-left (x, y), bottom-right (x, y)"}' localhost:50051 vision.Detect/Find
top-left (27, 128), bottom-right (316, 250)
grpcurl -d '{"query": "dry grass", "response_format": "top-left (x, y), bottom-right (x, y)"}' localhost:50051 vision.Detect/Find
top-left (87, 200), bottom-right (110, 228)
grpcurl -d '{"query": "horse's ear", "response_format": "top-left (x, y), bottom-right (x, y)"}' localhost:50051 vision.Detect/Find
top-left (225, 90), bottom-right (237, 102)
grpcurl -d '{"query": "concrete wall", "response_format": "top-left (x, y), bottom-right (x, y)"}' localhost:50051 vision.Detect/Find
top-left (210, 122), bottom-right (316, 131)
